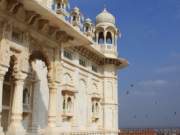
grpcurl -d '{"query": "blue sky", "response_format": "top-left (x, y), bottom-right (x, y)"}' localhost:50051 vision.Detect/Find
top-left (70, 0), bottom-right (180, 128)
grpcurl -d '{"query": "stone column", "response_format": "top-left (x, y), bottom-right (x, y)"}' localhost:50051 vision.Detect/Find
top-left (0, 66), bottom-right (8, 135)
top-left (28, 78), bottom-right (42, 134)
top-left (7, 73), bottom-right (27, 135)
top-left (104, 31), bottom-right (107, 45)
top-left (44, 81), bottom-right (58, 135)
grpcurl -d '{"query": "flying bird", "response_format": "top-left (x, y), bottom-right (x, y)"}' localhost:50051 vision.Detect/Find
top-left (145, 114), bottom-right (149, 118)
top-left (155, 101), bottom-right (158, 105)
top-left (126, 91), bottom-right (130, 95)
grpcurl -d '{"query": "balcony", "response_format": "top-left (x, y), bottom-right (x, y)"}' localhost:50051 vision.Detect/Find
top-left (56, 7), bottom-right (69, 17)
top-left (62, 111), bottom-right (73, 118)
top-left (92, 112), bottom-right (100, 122)
top-left (61, 84), bottom-right (77, 95)
top-left (92, 44), bottom-right (118, 58)
top-left (91, 92), bottom-right (101, 101)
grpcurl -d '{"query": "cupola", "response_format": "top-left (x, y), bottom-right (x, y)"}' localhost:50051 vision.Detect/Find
top-left (94, 8), bottom-right (120, 58)
top-left (54, 0), bottom-right (69, 18)
top-left (70, 7), bottom-right (82, 30)
top-left (96, 8), bottom-right (115, 25)
top-left (83, 18), bottom-right (94, 38)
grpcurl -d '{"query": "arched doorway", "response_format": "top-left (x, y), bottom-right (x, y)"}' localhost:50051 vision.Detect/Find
top-left (1, 55), bottom-right (17, 132)
top-left (106, 32), bottom-right (112, 44)
top-left (29, 50), bottom-right (50, 132)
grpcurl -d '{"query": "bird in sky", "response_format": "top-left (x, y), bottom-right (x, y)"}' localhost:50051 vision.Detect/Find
top-left (145, 114), bottom-right (149, 118)
top-left (126, 90), bottom-right (130, 95)
top-left (155, 101), bottom-right (158, 105)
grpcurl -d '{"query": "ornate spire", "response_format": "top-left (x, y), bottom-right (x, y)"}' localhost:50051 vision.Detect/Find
top-left (103, 4), bottom-right (107, 12)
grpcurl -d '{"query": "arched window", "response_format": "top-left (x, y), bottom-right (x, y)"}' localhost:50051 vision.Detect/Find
top-left (92, 102), bottom-right (95, 113)
top-left (67, 97), bottom-right (72, 112)
top-left (95, 103), bottom-right (99, 113)
top-left (63, 98), bottom-right (66, 111)
top-left (85, 26), bottom-right (89, 32)
top-left (57, 3), bottom-right (61, 9)
top-left (98, 32), bottom-right (104, 44)
top-left (62, 3), bottom-right (65, 9)
top-left (106, 32), bottom-right (112, 44)
top-left (73, 16), bottom-right (76, 21)
top-left (23, 88), bottom-right (29, 105)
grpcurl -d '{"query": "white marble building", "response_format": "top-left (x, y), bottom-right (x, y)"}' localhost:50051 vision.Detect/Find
top-left (0, 0), bottom-right (128, 135)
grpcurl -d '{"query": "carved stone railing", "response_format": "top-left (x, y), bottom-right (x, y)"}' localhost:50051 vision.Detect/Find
top-left (58, 131), bottom-right (118, 135)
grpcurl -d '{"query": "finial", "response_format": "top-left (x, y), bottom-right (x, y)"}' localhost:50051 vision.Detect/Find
top-left (103, 4), bottom-right (107, 11)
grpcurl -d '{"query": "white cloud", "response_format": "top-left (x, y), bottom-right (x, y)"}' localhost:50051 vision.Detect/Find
top-left (156, 65), bottom-right (179, 73)
top-left (138, 79), bottom-right (168, 87)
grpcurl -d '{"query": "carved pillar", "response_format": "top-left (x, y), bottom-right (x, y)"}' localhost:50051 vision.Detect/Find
top-left (0, 66), bottom-right (8, 135)
top-left (44, 79), bottom-right (58, 135)
top-left (29, 77), bottom-right (41, 134)
top-left (48, 81), bottom-right (57, 127)
top-left (7, 72), bottom-right (27, 135)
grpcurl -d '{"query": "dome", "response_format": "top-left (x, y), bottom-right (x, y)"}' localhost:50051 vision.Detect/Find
top-left (96, 8), bottom-right (115, 25)
top-left (85, 18), bottom-right (92, 23)
top-left (73, 7), bottom-right (80, 12)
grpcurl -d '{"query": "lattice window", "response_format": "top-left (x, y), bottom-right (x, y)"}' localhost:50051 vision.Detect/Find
top-left (64, 50), bottom-right (73, 60)
top-left (92, 65), bottom-right (98, 72)
top-left (79, 58), bottom-right (86, 67)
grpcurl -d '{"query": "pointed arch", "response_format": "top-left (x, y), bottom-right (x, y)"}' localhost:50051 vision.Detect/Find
top-left (106, 31), bottom-right (112, 44)
top-left (98, 32), bottom-right (104, 44)
top-left (29, 50), bottom-right (51, 70)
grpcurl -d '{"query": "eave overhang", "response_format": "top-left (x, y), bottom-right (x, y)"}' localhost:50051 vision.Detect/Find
top-left (21, 0), bottom-right (93, 46)
top-left (20, 0), bottom-right (128, 69)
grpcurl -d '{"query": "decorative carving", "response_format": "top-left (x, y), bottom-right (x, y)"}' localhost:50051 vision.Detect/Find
top-left (38, 19), bottom-right (49, 32)
top-left (7, 1), bottom-right (22, 14)
top-left (25, 10), bottom-right (40, 25)
top-left (56, 30), bottom-right (74, 43)
top-left (0, 40), bottom-right (10, 66)
top-left (73, 46), bottom-right (102, 65)
top-left (15, 4), bottom-right (26, 22)
top-left (48, 26), bottom-right (58, 38)
top-left (100, 58), bottom-right (122, 66)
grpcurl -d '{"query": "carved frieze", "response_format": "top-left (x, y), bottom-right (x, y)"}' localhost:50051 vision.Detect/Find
top-left (0, 39), bottom-right (10, 66)
top-left (7, 0), bottom-right (22, 14)
top-left (73, 46), bottom-right (102, 65)
top-left (25, 10), bottom-right (40, 25)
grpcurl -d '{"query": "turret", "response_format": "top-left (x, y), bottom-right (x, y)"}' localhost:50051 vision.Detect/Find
top-left (94, 8), bottom-right (119, 58)
top-left (70, 7), bottom-right (82, 30)
top-left (83, 18), bottom-right (94, 38)
top-left (53, 0), bottom-right (69, 19)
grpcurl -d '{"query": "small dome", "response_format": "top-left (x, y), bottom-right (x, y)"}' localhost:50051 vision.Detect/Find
top-left (96, 8), bottom-right (115, 25)
top-left (85, 18), bottom-right (92, 23)
top-left (73, 6), bottom-right (80, 12)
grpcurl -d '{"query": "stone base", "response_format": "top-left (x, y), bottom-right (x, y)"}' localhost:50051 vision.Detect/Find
top-left (43, 127), bottom-right (58, 135)
top-left (0, 126), bottom-right (4, 135)
top-left (26, 126), bottom-right (42, 135)
top-left (6, 123), bottom-right (26, 135)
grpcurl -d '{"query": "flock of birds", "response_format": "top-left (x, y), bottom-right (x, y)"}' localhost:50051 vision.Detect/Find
top-left (124, 84), bottom-right (177, 119)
